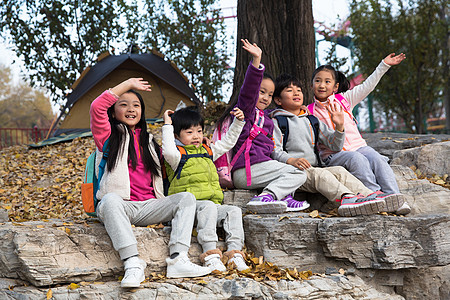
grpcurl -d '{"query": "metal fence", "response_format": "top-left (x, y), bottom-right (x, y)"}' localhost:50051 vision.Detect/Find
top-left (0, 127), bottom-right (53, 149)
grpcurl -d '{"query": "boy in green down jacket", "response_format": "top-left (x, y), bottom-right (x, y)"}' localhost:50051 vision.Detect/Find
top-left (161, 106), bottom-right (250, 273)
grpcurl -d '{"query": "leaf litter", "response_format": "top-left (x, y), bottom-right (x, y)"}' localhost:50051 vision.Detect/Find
top-left (0, 136), bottom-right (316, 282)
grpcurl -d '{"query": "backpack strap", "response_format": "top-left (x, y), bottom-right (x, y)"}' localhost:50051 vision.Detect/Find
top-left (230, 109), bottom-right (271, 186)
top-left (306, 115), bottom-right (323, 167)
top-left (307, 103), bottom-right (315, 115)
top-left (173, 144), bottom-right (213, 180)
top-left (334, 93), bottom-right (351, 111)
top-left (94, 138), bottom-right (110, 209)
top-left (274, 115), bottom-right (289, 151)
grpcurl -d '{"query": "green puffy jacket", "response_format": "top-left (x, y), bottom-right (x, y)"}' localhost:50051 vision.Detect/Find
top-left (165, 144), bottom-right (223, 204)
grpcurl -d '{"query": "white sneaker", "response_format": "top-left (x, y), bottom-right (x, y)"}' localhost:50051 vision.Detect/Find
top-left (229, 253), bottom-right (250, 272)
top-left (396, 202), bottom-right (411, 215)
top-left (121, 256), bottom-right (146, 288)
top-left (204, 253), bottom-right (226, 272)
top-left (166, 252), bottom-right (211, 278)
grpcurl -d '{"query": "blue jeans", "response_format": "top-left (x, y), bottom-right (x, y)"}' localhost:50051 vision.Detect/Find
top-left (325, 146), bottom-right (399, 194)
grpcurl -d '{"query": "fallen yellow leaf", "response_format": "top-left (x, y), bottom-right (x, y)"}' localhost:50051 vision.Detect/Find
top-left (309, 210), bottom-right (319, 218)
top-left (68, 283), bottom-right (80, 290)
top-left (46, 289), bottom-right (52, 299)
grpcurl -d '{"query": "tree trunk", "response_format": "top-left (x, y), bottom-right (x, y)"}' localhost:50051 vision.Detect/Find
top-left (441, 4), bottom-right (450, 134)
top-left (232, 0), bottom-right (315, 104)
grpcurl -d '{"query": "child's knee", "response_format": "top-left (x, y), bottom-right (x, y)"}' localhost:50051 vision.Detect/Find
top-left (175, 192), bottom-right (196, 208)
top-left (99, 193), bottom-right (123, 209)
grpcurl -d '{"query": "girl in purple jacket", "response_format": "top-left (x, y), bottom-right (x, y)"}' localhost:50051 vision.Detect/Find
top-left (216, 39), bottom-right (308, 214)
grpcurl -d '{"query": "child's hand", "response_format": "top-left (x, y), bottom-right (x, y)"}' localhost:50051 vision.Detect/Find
top-left (241, 39), bottom-right (262, 68)
top-left (163, 110), bottom-right (174, 125)
top-left (203, 136), bottom-right (211, 146)
top-left (327, 102), bottom-right (344, 132)
top-left (125, 78), bottom-right (152, 91)
top-left (383, 53), bottom-right (406, 66)
top-left (287, 157), bottom-right (311, 170)
top-left (230, 107), bottom-right (245, 121)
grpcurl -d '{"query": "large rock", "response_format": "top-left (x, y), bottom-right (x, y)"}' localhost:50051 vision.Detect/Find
top-left (393, 165), bottom-right (450, 215)
top-left (244, 213), bottom-right (450, 272)
top-left (362, 132), bottom-right (450, 159)
top-left (0, 220), bottom-right (204, 287)
top-left (392, 141), bottom-right (450, 179)
top-left (0, 275), bottom-right (405, 300)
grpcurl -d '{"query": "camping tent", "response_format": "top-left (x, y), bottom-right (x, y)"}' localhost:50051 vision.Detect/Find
top-left (53, 50), bottom-right (201, 135)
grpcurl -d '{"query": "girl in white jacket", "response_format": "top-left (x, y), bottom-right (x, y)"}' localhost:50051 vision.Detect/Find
top-left (90, 78), bottom-right (210, 288)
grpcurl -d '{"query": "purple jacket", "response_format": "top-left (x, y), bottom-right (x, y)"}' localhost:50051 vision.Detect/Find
top-left (232, 63), bottom-right (274, 171)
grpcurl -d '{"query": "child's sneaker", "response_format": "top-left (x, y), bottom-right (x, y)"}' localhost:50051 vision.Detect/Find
top-left (338, 194), bottom-right (386, 217)
top-left (204, 253), bottom-right (226, 272)
top-left (166, 252), bottom-right (211, 278)
top-left (246, 194), bottom-right (287, 214)
top-left (228, 253), bottom-right (250, 272)
top-left (121, 256), bottom-right (146, 288)
top-left (281, 195), bottom-right (310, 212)
top-left (371, 191), bottom-right (406, 212)
top-left (395, 202), bottom-right (411, 215)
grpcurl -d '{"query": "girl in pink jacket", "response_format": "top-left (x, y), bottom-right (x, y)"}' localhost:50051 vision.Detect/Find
top-left (308, 53), bottom-right (410, 215)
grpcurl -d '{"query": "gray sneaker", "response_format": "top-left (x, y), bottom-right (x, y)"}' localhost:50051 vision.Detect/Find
top-left (338, 195), bottom-right (386, 217)
top-left (374, 192), bottom-right (406, 212)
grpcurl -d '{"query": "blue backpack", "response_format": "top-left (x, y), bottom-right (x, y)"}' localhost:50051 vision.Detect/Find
top-left (81, 139), bottom-right (109, 216)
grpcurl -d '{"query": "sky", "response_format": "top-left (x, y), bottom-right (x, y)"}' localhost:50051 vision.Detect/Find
top-left (0, 0), bottom-right (351, 98)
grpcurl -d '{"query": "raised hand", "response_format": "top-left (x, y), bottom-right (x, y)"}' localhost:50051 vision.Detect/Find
top-left (125, 78), bottom-right (152, 91)
top-left (230, 107), bottom-right (245, 121)
top-left (110, 78), bottom-right (151, 97)
top-left (163, 109), bottom-right (174, 125)
top-left (241, 39), bottom-right (262, 68)
top-left (326, 102), bottom-right (345, 132)
top-left (383, 53), bottom-right (406, 66)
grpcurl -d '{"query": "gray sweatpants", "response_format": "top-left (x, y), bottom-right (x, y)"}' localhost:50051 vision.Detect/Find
top-left (196, 201), bottom-right (244, 253)
top-left (97, 192), bottom-right (196, 260)
top-left (233, 160), bottom-right (307, 200)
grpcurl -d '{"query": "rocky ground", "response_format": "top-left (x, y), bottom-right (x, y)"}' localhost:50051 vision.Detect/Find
top-left (1, 132), bottom-right (449, 299)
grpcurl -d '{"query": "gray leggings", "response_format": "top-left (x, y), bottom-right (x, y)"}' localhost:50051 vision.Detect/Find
top-left (326, 146), bottom-right (399, 194)
top-left (97, 192), bottom-right (197, 260)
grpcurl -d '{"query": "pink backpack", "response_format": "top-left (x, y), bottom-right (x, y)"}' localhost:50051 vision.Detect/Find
top-left (212, 117), bottom-right (234, 189)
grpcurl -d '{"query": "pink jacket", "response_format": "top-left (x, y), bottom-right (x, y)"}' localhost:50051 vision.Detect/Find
top-left (309, 60), bottom-right (391, 158)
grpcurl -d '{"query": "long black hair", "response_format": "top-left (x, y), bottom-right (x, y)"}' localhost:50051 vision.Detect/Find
top-left (311, 65), bottom-right (350, 94)
top-left (106, 90), bottom-right (160, 176)
top-left (216, 72), bottom-right (274, 128)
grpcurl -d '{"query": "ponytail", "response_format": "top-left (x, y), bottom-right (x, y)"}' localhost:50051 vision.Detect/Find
top-left (335, 71), bottom-right (350, 93)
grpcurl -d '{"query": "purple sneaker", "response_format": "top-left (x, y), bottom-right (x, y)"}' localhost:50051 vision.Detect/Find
top-left (246, 194), bottom-right (287, 214)
top-left (281, 195), bottom-right (310, 212)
